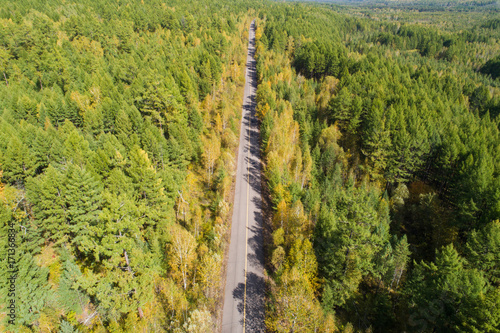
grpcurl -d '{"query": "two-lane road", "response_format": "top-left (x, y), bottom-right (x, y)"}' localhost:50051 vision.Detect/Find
top-left (222, 20), bottom-right (265, 333)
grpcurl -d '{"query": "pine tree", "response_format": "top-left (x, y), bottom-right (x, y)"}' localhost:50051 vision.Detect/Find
top-left (315, 179), bottom-right (390, 308)
top-left (466, 220), bottom-right (500, 285)
top-left (1, 136), bottom-right (34, 184)
top-left (126, 145), bottom-right (171, 229)
top-left (15, 254), bottom-right (51, 327)
top-left (63, 129), bottom-right (93, 167)
top-left (59, 320), bottom-right (80, 333)
top-left (406, 244), bottom-right (493, 332)
top-left (26, 165), bottom-right (68, 244)
top-left (390, 235), bottom-right (410, 289)
top-left (329, 87), bottom-right (352, 132)
top-left (57, 258), bottom-right (86, 314)
top-left (0, 46), bottom-right (9, 86)
top-left (64, 164), bottom-right (103, 257)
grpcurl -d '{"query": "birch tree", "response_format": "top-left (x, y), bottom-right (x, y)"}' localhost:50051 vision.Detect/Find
top-left (201, 131), bottom-right (221, 183)
top-left (168, 225), bottom-right (197, 290)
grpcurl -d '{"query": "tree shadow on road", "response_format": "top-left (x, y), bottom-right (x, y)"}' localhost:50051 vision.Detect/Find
top-left (228, 20), bottom-right (266, 333)
top-left (232, 272), bottom-right (265, 332)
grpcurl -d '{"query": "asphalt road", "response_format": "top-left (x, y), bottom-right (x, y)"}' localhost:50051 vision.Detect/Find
top-left (221, 20), bottom-right (265, 333)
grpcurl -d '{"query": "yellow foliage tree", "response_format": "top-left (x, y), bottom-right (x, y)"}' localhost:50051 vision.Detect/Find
top-left (198, 251), bottom-right (222, 307)
top-left (271, 267), bottom-right (325, 332)
top-left (183, 307), bottom-right (214, 333)
top-left (201, 131), bottom-right (221, 183)
top-left (156, 278), bottom-right (189, 328)
top-left (201, 93), bottom-right (214, 125)
top-left (273, 200), bottom-right (289, 231)
top-left (0, 169), bottom-right (4, 202)
top-left (215, 113), bottom-right (223, 134)
top-left (316, 76), bottom-right (340, 114)
top-left (287, 237), bottom-right (318, 288)
top-left (266, 101), bottom-right (299, 173)
top-left (168, 225), bottom-right (197, 290)
top-left (291, 145), bottom-right (303, 185)
top-left (256, 102), bottom-right (270, 120)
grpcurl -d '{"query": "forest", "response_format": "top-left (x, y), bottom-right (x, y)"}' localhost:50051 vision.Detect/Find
top-left (0, 0), bottom-right (262, 331)
top-left (0, 0), bottom-right (499, 332)
top-left (256, 1), bottom-right (500, 332)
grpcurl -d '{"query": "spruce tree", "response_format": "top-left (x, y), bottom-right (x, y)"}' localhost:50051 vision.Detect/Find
top-left (26, 165), bottom-right (68, 244)
top-left (64, 164), bottom-right (103, 257)
top-left (466, 220), bottom-right (500, 285)
top-left (15, 254), bottom-right (51, 328)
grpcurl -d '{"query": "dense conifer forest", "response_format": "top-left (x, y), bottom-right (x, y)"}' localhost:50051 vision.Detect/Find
top-left (256, 1), bottom-right (500, 332)
top-left (0, 0), bottom-right (499, 332)
top-left (0, 0), bottom-right (261, 331)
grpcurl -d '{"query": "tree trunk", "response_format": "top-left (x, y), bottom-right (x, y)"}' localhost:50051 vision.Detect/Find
top-left (138, 306), bottom-right (144, 319)
top-left (124, 249), bottom-right (133, 276)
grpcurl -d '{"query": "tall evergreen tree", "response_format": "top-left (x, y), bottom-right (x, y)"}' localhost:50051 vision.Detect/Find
top-left (64, 164), bottom-right (103, 257)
